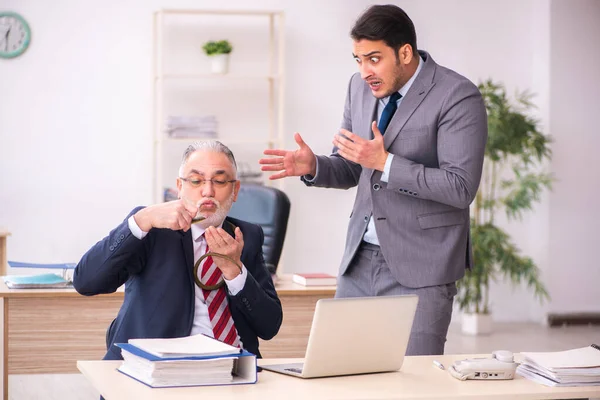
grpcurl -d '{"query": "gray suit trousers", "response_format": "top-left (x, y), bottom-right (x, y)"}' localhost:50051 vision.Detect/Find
top-left (335, 242), bottom-right (456, 356)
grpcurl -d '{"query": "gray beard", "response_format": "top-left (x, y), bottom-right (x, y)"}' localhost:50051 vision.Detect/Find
top-left (197, 191), bottom-right (235, 229)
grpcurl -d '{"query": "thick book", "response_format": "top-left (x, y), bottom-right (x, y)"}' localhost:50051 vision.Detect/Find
top-left (517, 344), bottom-right (600, 387)
top-left (115, 334), bottom-right (257, 388)
top-left (2, 273), bottom-right (71, 289)
top-left (292, 272), bottom-right (337, 286)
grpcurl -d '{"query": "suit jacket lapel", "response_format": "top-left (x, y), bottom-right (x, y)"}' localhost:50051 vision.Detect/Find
top-left (383, 51), bottom-right (436, 149)
top-left (181, 229), bottom-right (195, 280)
top-left (362, 91), bottom-right (378, 140)
top-left (223, 217), bottom-right (236, 237)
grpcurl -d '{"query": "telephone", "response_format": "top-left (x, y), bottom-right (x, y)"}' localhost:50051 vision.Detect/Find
top-left (449, 350), bottom-right (518, 381)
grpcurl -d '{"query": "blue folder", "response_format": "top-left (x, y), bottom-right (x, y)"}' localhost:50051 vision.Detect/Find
top-left (8, 261), bottom-right (76, 269)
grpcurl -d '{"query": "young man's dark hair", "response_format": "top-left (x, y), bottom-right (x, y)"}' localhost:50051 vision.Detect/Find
top-left (350, 4), bottom-right (418, 58)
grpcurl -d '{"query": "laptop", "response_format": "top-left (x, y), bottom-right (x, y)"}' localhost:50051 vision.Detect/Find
top-left (262, 295), bottom-right (418, 378)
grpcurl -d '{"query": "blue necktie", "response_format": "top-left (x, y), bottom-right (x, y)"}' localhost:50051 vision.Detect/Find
top-left (377, 92), bottom-right (402, 134)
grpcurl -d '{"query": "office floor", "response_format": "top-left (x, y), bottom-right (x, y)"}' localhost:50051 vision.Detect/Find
top-left (9, 322), bottom-right (600, 399)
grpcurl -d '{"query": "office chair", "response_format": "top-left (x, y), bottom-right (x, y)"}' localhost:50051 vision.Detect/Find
top-left (228, 184), bottom-right (291, 275)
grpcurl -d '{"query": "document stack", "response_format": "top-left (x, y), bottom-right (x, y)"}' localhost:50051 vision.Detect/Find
top-left (517, 344), bottom-right (600, 387)
top-left (3, 273), bottom-right (71, 289)
top-left (166, 115), bottom-right (218, 138)
top-left (116, 334), bottom-right (257, 388)
top-left (7, 261), bottom-right (75, 283)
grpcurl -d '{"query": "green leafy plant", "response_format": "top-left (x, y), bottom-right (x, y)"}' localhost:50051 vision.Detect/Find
top-left (457, 80), bottom-right (553, 314)
top-left (202, 40), bottom-right (233, 56)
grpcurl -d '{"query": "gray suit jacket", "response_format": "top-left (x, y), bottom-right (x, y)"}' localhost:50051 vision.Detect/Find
top-left (305, 51), bottom-right (487, 288)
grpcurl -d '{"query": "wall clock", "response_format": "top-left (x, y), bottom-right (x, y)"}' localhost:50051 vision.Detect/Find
top-left (0, 11), bottom-right (31, 59)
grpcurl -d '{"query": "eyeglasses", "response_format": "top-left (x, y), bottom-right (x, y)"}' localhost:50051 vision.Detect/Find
top-left (179, 177), bottom-right (237, 189)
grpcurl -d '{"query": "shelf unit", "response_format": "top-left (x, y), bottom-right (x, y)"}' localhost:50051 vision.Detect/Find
top-left (152, 9), bottom-right (285, 202)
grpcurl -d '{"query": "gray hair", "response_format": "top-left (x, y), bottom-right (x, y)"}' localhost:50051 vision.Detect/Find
top-left (179, 140), bottom-right (238, 178)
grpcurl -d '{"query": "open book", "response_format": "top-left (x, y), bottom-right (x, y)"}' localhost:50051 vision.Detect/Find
top-left (127, 333), bottom-right (241, 359)
top-left (517, 345), bottom-right (600, 387)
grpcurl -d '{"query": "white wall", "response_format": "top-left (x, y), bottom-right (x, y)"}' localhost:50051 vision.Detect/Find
top-left (546, 0), bottom-right (600, 314)
top-left (1, 0), bottom-right (598, 322)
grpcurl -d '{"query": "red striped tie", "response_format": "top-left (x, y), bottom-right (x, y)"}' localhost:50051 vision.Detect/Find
top-left (199, 245), bottom-right (240, 347)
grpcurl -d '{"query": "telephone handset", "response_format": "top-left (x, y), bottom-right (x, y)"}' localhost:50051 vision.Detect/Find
top-left (449, 350), bottom-right (518, 381)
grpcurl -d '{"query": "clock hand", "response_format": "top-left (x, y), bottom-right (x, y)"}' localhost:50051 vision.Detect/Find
top-left (3, 27), bottom-right (9, 52)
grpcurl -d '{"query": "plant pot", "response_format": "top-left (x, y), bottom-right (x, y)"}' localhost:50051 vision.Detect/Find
top-left (461, 313), bottom-right (492, 335)
top-left (209, 54), bottom-right (229, 74)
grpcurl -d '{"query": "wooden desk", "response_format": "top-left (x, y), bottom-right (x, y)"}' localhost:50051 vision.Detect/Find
top-left (0, 284), bottom-right (124, 400)
top-left (0, 275), bottom-right (334, 399)
top-left (0, 230), bottom-right (9, 277)
top-left (260, 275), bottom-right (336, 358)
top-left (77, 355), bottom-right (600, 400)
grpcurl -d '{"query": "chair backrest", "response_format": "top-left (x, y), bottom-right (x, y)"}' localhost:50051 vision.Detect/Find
top-left (228, 184), bottom-right (290, 274)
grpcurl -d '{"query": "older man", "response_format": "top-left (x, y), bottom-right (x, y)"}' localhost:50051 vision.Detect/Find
top-left (74, 140), bottom-right (282, 360)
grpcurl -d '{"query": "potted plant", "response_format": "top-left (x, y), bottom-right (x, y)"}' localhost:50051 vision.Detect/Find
top-left (457, 80), bottom-right (553, 335)
top-left (202, 40), bottom-right (233, 74)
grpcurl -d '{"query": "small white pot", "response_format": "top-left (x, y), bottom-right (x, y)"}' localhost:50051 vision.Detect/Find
top-left (209, 54), bottom-right (230, 74)
top-left (461, 313), bottom-right (493, 335)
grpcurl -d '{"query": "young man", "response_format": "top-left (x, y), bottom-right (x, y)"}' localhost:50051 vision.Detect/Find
top-left (259, 5), bottom-right (487, 355)
top-left (74, 141), bottom-right (282, 360)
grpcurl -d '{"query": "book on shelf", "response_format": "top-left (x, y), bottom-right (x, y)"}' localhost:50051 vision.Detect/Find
top-left (516, 344), bottom-right (600, 387)
top-left (2, 273), bottom-right (71, 289)
top-left (115, 334), bottom-right (257, 388)
top-left (292, 272), bottom-right (337, 286)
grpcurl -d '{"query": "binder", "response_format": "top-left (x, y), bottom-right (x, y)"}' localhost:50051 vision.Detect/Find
top-left (114, 340), bottom-right (257, 388)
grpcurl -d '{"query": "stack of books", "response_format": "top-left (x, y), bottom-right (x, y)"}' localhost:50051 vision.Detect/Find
top-left (116, 334), bottom-right (257, 388)
top-left (517, 344), bottom-right (600, 387)
top-left (292, 273), bottom-right (337, 286)
top-left (165, 115), bottom-right (218, 138)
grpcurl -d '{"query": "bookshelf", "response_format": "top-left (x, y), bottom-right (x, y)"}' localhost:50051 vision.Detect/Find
top-left (152, 9), bottom-right (285, 202)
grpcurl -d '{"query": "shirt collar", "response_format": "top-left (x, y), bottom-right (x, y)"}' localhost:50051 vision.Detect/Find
top-left (191, 220), bottom-right (224, 242)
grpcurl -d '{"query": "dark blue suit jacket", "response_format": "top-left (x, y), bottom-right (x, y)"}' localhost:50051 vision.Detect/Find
top-left (73, 208), bottom-right (283, 360)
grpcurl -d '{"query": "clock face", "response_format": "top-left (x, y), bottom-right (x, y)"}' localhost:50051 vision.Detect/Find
top-left (0, 12), bottom-right (31, 59)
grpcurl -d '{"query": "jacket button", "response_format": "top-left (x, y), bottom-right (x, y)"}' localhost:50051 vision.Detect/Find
top-left (373, 183), bottom-right (381, 191)
top-left (413, 192), bottom-right (418, 196)
top-left (109, 246), bottom-right (114, 251)
top-left (120, 234), bottom-right (125, 240)
top-left (364, 215), bottom-right (369, 222)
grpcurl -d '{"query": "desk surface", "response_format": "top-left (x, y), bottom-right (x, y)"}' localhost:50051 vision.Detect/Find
top-left (77, 355), bottom-right (600, 400)
top-left (0, 282), bottom-right (124, 298)
top-left (0, 274), bottom-right (335, 298)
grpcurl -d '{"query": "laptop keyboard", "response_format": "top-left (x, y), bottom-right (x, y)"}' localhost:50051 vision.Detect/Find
top-left (284, 367), bottom-right (303, 374)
